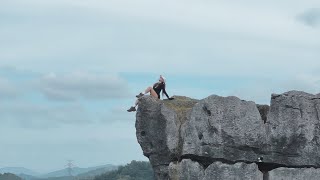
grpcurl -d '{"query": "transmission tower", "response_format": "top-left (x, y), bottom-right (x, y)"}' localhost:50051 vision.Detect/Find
top-left (65, 160), bottom-right (76, 177)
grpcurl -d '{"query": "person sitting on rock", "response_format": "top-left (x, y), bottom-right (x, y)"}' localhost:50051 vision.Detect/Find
top-left (127, 75), bottom-right (174, 112)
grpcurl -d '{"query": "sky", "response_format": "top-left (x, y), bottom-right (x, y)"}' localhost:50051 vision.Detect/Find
top-left (0, 0), bottom-right (320, 173)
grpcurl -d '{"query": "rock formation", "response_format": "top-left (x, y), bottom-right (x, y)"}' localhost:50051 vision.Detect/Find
top-left (135, 91), bottom-right (320, 180)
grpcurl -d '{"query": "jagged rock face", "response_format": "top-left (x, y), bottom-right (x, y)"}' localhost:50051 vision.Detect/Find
top-left (135, 92), bottom-right (320, 180)
top-left (266, 91), bottom-right (320, 166)
top-left (169, 160), bottom-right (262, 180)
top-left (268, 167), bottom-right (320, 180)
top-left (136, 96), bottom-right (199, 179)
top-left (181, 95), bottom-right (267, 164)
top-left (169, 159), bottom-right (204, 180)
top-left (203, 162), bottom-right (262, 180)
top-left (135, 97), bottom-right (175, 179)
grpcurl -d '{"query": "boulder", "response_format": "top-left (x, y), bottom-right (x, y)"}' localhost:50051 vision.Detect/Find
top-left (169, 160), bottom-right (262, 180)
top-left (181, 95), bottom-right (266, 164)
top-left (203, 162), bottom-right (262, 180)
top-left (169, 159), bottom-right (204, 180)
top-left (269, 167), bottom-right (320, 180)
top-left (136, 95), bottom-right (198, 178)
top-left (135, 91), bottom-right (320, 180)
top-left (265, 91), bottom-right (320, 166)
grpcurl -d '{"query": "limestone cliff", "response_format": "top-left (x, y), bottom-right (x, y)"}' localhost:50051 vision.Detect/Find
top-left (135, 91), bottom-right (320, 180)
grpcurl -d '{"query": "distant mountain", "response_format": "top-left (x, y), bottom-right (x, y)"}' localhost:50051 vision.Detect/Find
top-left (17, 173), bottom-right (39, 180)
top-left (94, 161), bottom-right (153, 180)
top-left (0, 173), bottom-right (22, 180)
top-left (18, 174), bottom-right (75, 180)
top-left (38, 176), bottom-right (74, 180)
top-left (77, 165), bottom-right (118, 179)
top-left (1, 164), bottom-right (117, 180)
top-left (0, 167), bottom-right (39, 177)
top-left (40, 164), bottom-right (116, 178)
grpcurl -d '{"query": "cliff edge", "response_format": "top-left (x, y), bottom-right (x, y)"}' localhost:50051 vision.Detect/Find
top-left (135, 91), bottom-right (320, 180)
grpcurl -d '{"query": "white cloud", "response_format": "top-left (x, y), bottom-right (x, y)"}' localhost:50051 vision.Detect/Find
top-left (0, 122), bottom-right (144, 172)
top-left (298, 8), bottom-right (320, 27)
top-left (0, 77), bottom-right (19, 99)
top-left (232, 72), bottom-right (320, 104)
top-left (0, 0), bottom-right (319, 77)
top-left (283, 73), bottom-right (320, 93)
top-left (0, 102), bottom-right (92, 128)
top-left (66, 0), bottom-right (320, 42)
top-left (36, 72), bottom-right (131, 101)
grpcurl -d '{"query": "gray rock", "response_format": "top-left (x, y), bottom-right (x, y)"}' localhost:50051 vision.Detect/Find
top-left (203, 162), bottom-right (262, 180)
top-left (257, 104), bottom-right (270, 123)
top-left (136, 95), bottom-right (198, 179)
top-left (181, 95), bottom-right (266, 164)
top-left (135, 91), bottom-right (320, 179)
top-left (153, 165), bottom-right (170, 180)
top-left (169, 160), bottom-right (262, 180)
top-left (269, 167), bottom-right (320, 180)
top-left (169, 159), bottom-right (204, 180)
top-left (135, 96), bottom-right (176, 179)
top-left (266, 91), bottom-right (320, 166)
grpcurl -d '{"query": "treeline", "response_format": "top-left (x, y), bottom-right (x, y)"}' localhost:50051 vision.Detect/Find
top-left (0, 173), bottom-right (22, 180)
top-left (0, 161), bottom-right (153, 180)
top-left (94, 161), bottom-right (153, 180)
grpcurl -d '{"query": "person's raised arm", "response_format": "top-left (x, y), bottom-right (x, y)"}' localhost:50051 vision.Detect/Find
top-left (162, 88), bottom-right (170, 99)
top-left (162, 84), bottom-right (174, 100)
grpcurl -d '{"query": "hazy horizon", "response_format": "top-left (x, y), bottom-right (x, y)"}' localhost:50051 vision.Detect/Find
top-left (1, 0), bottom-right (319, 173)
top-left (0, 162), bottom-right (119, 175)
top-left (0, 163), bottom-right (118, 175)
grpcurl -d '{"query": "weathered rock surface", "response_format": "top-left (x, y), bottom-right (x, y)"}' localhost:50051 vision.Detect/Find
top-left (181, 95), bottom-right (266, 165)
top-left (203, 162), bottom-right (262, 180)
top-left (269, 167), bottom-right (320, 180)
top-left (257, 104), bottom-right (270, 123)
top-left (135, 91), bottom-right (320, 179)
top-left (265, 91), bottom-right (320, 166)
top-left (169, 159), bottom-right (204, 180)
top-left (169, 160), bottom-right (262, 180)
top-left (136, 96), bottom-right (198, 179)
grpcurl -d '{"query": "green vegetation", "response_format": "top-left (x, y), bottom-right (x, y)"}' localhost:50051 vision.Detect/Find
top-left (163, 95), bottom-right (199, 124)
top-left (77, 166), bottom-right (117, 179)
top-left (15, 165), bottom-right (116, 180)
top-left (94, 161), bottom-right (153, 180)
top-left (0, 173), bottom-right (22, 180)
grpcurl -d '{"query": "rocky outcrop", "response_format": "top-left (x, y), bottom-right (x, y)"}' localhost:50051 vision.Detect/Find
top-left (181, 95), bottom-right (266, 165)
top-left (136, 96), bottom-right (198, 179)
top-left (203, 162), bottom-right (262, 180)
top-left (169, 159), bottom-right (204, 180)
top-left (266, 91), bottom-right (320, 167)
top-left (268, 167), bottom-right (320, 180)
top-left (135, 91), bottom-right (320, 180)
top-left (169, 160), bottom-right (262, 180)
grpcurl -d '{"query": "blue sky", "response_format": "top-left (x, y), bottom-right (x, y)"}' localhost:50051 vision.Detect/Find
top-left (1, 0), bottom-right (320, 173)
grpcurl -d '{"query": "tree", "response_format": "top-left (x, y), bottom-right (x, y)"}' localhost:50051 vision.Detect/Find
top-left (94, 161), bottom-right (153, 180)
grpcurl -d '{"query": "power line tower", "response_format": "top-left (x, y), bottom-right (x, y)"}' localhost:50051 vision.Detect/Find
top-left (65, 160), bottom-right (76, 177)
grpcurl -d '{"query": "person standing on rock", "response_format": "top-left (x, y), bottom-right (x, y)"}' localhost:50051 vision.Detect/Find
top-left (127, 75), bottom-right (174, 112)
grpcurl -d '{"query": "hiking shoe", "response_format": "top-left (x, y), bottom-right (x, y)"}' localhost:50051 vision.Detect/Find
top-left (136, 93), bottom-right (144, 98)
top-left (127, 106), bottom-right (136, 112)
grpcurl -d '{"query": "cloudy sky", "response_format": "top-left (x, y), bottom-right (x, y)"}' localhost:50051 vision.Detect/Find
top-left (1, 0), bottom-right (320, 173)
